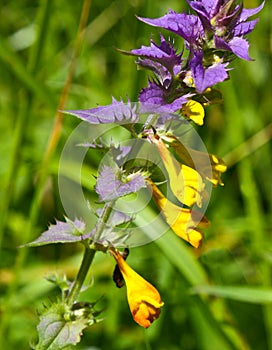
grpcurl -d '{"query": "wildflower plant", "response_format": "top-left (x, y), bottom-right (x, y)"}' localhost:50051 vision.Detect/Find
top-left (24, 0), bottom-right (264, 348)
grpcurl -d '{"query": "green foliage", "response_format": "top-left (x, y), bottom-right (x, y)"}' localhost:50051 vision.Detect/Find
top-left (35, 300), bottom-right (102, 350)
top-left (193, 285), bottom-right (272, 304)
top-left (0, 1), bottom-right (271, 350)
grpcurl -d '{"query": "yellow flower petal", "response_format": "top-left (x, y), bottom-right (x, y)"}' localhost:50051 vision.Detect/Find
top-left (149, 181), bottom-right (209, 248)
top-left (111, 249), bottom-right (164, 328)
top-left (162, 134), bottom-right (227, 186)
top-left (181, 100), bottom-right (205, 126)
top-left (149, 134), bottom-right (206, 207)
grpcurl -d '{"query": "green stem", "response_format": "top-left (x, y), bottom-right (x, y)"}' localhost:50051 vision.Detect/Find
top-left (66, 245), bottom-right (96, 307)
top-left (92, 201), bottom-right (115, 241)
top-left (66, 200), bottom-right (115, 306)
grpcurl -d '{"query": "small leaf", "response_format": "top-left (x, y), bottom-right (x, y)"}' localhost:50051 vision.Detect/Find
top-left (36, 302), bottom-right (100, 350)
top-left (193, 285), bottom-right (272, 304)
top-left (97, 226), bottom-right (132, 247)
top-left (24, 218), bottom-right (89, 247)
top-left (96, 208), bottom-right (132, 226)
top-left (45, 274), bottom-right (71, 294)
top-left (95, 165), bottom-right (147, 202)
top-left (110, 144), bottom-right (132, 166)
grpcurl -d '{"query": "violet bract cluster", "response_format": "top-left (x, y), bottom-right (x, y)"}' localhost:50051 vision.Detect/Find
top-left (132, 0), bottom-right (264, 107)
top-left (28, 1), bottom-right (264, 346)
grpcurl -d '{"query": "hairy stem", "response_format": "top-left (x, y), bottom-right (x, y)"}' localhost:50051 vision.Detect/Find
top-left (66, 244), bottom-right (96, 307)
top-left (66, 200), bottom-right (115, 306)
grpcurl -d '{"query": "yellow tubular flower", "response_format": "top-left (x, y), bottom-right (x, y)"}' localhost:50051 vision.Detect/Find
top-left (149, 180), bottom-right (209, 248)
top-left (163, 134), bottom-right (227, 186)
top-left (181, 100), bottom-right (205, 125)
top-left (149, 133), bottom-right (206, 208)
top-left (111, 249), bottom-right (164, 328)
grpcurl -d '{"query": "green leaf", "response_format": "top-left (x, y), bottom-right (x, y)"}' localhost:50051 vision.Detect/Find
top-left (193, 285), bottom-right (272, 304)
top-left (189, 297), bottom-right (236, 350)
top-left (155, 232), bottom-right (208, 286)
top-left (35, 302), bottom-right (100, 350)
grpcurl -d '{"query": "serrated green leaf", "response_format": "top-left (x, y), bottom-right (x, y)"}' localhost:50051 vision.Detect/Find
top-left (35, 302), bottom-right (97, 350)
top-left (193, 285), bottom-right (272, 304)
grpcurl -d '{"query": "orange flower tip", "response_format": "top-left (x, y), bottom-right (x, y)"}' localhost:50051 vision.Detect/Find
top-left (133, 300), bottom-right (164, 328)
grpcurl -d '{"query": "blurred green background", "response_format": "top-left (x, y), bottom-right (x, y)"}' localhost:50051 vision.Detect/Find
top-left (0, 0), bottom-right (271, 349)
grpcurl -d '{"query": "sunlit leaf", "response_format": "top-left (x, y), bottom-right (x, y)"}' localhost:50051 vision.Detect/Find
top-left (64, 98), bottom-right (139, 125)
top-left (23, 218), bottom-right (89, 247)
top-left (36, 302), bottom-right (101, 350)
top-left (95, 165), bottom-right (147, 202)
top-left (193, 285), bottom-right (272, 304)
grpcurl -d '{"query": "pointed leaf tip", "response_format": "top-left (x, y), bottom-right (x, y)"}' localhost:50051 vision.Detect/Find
top-left (23, 218), bottom-right (88, 247)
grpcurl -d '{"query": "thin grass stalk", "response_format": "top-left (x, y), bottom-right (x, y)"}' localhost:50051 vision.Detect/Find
top-left (238, 159), bottom-right (272, 350)
top-left (0, 0), bottom-right (53, 249)
top-left (0, 38), bottom-right (56, 105)
top-left (156, 236), bottom-right (238, 350)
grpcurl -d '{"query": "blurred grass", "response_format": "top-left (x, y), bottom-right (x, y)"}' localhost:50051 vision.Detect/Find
top-left (0, 0), bottom-right (272, 349)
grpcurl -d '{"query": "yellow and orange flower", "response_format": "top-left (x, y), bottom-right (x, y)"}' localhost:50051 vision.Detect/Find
top-left (149, 180), bottom-right (210, 248)
top-left (149, 133), bottom-right (206, 207)
top-left (110, 248), bottom-right (164, 328)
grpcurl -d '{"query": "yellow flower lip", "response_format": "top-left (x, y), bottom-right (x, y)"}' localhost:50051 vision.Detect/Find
top-left (162, 133), bottom-right (227, 187)
top-left (111, 248), bottom-right (164, 328)
top-left (148, 133), bottom-right (206, 208)
top-left (149, 180), bottom-right (209, 248)
top-left (181, 100), bottom-right (205, 126)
